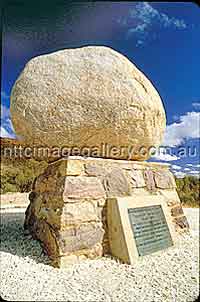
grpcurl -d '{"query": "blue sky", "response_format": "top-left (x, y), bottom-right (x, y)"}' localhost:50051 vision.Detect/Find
top-left (1, 2), bottom-right (200, 177)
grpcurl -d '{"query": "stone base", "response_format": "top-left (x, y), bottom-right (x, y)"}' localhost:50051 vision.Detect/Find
top-left (24, 157), bottom-right (189, 267)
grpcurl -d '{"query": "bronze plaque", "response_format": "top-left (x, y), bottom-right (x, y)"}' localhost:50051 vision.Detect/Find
top-left (128, 205), bottom-right (173, 256)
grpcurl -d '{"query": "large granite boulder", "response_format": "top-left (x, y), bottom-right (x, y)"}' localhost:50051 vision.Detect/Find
top-left (10, 46), bottom-right (166, 160)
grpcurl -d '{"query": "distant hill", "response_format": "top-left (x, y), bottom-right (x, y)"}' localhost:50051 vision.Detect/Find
top-left (1, 137), bottom-right (48, 193)
top-left (1, 137), bottom-right (59, 162)
top-left (1, 137), bottom-right (199, 207)
top-left (1, 137), bottom-right (25, 146)
top-left (2, 157), bottom-right (199, 207)
top-left (1, 137), bottom-right (28, 160)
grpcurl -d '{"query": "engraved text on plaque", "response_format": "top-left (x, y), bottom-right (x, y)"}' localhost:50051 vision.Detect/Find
top-left (128, 205), bottom-right (173, 256)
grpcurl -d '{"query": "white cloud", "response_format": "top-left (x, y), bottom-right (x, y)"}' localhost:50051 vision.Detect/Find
top-left (163, 112), bottom-right (200, 147)
top-left (172, 166), bottom-right (200, 178)
top-left (1, 91), bottom-right (10, 99)
top-left (188, 170), bottom-right (200, 178)
top-left (118, 2), bottom-right (187, 46)
top-left (172, 115), bottom-right (179, 121)
top-left (0, 119), bottom-right (16, 138)
top-left (1, 104), bottom-right (10, 120)
top-left (156, 154), bottom-right (180, 161)
top-left (151, 148), bottom-right (180, 161)
top-left (0, 125), bottom-right (15, 138)
top-left (186, 163), bottom-right (200, 168)
top-left (192, 102), bottom-right (200, 110)
top-left (171, 164), bottom-right (181, 170)
top-left (1, 104), bottom-right (16, 138)
top-left (188, 170), bottom-right (199, 174)
top-left (173, 171), bottom-right (186, 178)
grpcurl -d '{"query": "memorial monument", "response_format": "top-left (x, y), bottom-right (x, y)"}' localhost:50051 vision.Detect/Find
top-left (10, 46), bottom-right (189, 267)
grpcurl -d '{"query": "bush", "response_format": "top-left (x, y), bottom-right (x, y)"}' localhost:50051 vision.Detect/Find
top-left (0, 159), bottom-right (48, 194)
top-left (176, 176), bottom-right (200, 208)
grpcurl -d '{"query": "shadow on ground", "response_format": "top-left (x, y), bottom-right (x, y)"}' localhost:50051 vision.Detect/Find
top-left (0, 211), bottom-right (50, 265)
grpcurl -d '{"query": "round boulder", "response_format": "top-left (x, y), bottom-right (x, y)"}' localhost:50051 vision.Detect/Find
top-left (10, 46), bottom-right (166, 160)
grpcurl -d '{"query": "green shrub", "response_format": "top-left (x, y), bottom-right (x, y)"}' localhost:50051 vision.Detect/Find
top-left (176, 176), bottom-right (200, 208)
top-left (0, 159), bottom-right (48, 194)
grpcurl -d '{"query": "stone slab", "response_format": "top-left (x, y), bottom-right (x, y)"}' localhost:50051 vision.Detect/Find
top-left (58, 222), bottom-right (105, 254)
top-left (61, 201), bottom-right (99, 225)
top-left (103, 167), bottom-right (131, 197)
top-left (63, 176), bottom-right (106, 199)
top-left (129, 169), bottom-right (146, 188)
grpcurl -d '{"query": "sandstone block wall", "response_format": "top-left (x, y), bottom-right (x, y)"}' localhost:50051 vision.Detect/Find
top-left (24, 157), bottom-right (189, 267)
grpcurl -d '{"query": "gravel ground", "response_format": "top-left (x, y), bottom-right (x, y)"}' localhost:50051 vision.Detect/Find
top-left (0, 207), bottom-right (199, 302)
